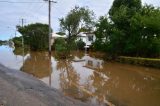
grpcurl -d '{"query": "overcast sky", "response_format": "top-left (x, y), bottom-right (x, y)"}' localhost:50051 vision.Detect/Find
top-left (0, 0), bottom-right (159, 40)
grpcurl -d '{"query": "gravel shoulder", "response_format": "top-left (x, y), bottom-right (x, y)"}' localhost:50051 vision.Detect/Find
top-left (0, 64), bottom-right (88, 106)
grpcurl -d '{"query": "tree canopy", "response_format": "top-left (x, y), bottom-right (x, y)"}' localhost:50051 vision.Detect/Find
top-left (94, 0), bottom-right (160, 58)
top-left (18, 23), bottom-right (49, 51)
top-left (59, 6), bottom-right (95, 38)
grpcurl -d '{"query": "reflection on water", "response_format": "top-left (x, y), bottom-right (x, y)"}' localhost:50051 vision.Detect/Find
top-left (0, 45), bottom-right (160, 106)
top-left (21, 52), bottom-right (52, 79)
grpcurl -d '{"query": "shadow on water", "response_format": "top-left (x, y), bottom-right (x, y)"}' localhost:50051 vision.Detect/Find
top-left (0, 45), bottom-right (160, 106)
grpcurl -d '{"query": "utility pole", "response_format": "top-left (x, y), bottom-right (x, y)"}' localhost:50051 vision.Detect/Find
top-left (44, 0), bottom-right (57, 54)
top-left (44, 0), bottom-right (57, 87)
top-left (20, 18), bottom-right (25, 69)
top-left (20, 18), bottom-right (25, 47)
top-left (15, 31), bottom-right (16, 37)
top-left (48, 0), bottom-right (52, 55)
top-left (21, 18), bottom-right (24, 27)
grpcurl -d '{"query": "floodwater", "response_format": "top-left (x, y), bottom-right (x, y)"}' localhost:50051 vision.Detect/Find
top-left (0, 45), bottom-right (160, 106)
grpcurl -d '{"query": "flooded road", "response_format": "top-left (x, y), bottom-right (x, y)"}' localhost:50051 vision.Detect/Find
top-left (0, 45), bottom-right (160, 106)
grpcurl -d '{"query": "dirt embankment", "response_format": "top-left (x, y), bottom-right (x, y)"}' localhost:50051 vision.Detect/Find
top-left (0, 64), bottom-right (89, 106)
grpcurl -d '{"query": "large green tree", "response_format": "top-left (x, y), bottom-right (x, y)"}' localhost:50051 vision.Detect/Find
top-left (94, 16), bottom-right (112, 51)
top-left (18, 23), bottom-right (49, 51)
top-left (124, 5), bottom-right (160, 57)
top-left (110, 0), bottom-right (140, 55)
top-left (139, 5), bottom-right (160, 57)
top-left (59, 6), bottom-right (95, 52)
top-left (59, 6), bottom-right (95, 39)
top-left (94, 0), bottom-right (160, 58)
top-left (108, 0), bottom-right (142, 56)
top-left (109, 0), bottom-right (142, 20)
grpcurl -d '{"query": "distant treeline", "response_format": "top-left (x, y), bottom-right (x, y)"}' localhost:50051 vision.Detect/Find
top-left (0, 40), bottom-right (7, 45)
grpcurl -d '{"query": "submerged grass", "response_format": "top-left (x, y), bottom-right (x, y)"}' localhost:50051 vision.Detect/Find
top-left (117, 56), bottom-right (160, 68)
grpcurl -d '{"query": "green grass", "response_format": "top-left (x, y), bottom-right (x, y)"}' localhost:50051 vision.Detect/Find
top-left (118, 56), bottom-right (160, 68)
top-left (119, 56), bottom-right (160, 61)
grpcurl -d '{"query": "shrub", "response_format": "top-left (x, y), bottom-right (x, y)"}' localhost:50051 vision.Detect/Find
top-left (55, 38), bottom-right (68, 59)
top-left (12, 36), bottom-right (23, 47)
top-left (76, 39), bottom-right (85, 50)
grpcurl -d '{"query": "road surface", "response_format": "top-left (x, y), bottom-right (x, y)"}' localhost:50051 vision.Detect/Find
top-left (0, 64), bottom-right (89, 106)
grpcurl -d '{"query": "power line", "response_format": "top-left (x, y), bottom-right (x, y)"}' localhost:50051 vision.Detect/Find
top-left (0, 1), bottom-right (44, 3)
top-left (20, 1), bottom-right (34, 17)
top-left (26, 3), bottom-right (46, 20)
top-left (0, 1), bottom-right (46, 32)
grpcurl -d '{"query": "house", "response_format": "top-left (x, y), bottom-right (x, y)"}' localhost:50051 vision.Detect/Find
top-left (51, 32), bottom-right (96, 49)
top-left (77, 32), bottom-right (96, 48)
top-left (51, 33), bottom-right (67, 45)
top-left (52, 33), bottom-right (67, 39)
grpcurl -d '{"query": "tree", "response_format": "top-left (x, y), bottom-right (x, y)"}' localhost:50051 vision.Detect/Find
top-left (109, 0), bottom-right (141, 29)
top-left (141, 5), bottom-right (160, 36)
top-left (18, 23), bottom-right (49, 51)
top-left (139, 5), bottom-right (160, 57)
top-left (59, 6), bottom-right (95, 52)
top-left (94, 0), bottom-right (160, 58)
top-left (94, 16), bottom-right (112, 51)
top-left (107, 0), bottom-right (142, 56)
top-left (59, 6), bottom-right (95, 39)
top-left (109, 0), bottom-right (142, 18)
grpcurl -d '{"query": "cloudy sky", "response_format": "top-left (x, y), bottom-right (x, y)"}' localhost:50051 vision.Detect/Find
top-left (0, 0), bottom-right (159, 40)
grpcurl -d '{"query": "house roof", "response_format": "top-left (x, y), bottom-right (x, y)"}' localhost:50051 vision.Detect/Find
top-left (83, 32), bottom-right (95, 34)
top-left (52, 33), bottom-right (67, 38)
top-left (77, 32), bottom-right (95, 37)
top-left (77, 32), bottom-right (86, 37)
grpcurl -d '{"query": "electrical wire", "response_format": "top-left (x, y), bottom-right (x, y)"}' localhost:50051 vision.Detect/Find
top-left (22, 3), bottom-right (46, 24)
top-left (0, 1), bottom-right (47, 29)
top-left (0, 1), bottom-right (44, 3)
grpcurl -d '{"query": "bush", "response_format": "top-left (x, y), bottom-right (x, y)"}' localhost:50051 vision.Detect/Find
top-left (76, 39), bottom-right (85, 50)
top-left (12, 36), bottom-right (23, 47)
top-left (93, 39), bottom-right (106, 51)
top-left (55, 38), bottom-right (68, 59)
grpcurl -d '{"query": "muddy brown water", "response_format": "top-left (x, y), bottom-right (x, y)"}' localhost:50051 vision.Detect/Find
top-left (0, 45), bottom-right (160, 106)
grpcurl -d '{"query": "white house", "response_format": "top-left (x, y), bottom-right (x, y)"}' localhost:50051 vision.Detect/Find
top-left (51, 33), bottom-right (67, 45)
top-left (77, 32), bottom-right (96, 48)
top-left (51, 32), bottom-right (96, 48)
top-left (52, 33), bottom-right (67, 39)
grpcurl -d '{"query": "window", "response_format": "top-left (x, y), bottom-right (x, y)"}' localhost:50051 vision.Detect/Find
top-left (88, 35), bottom-right (93, 41)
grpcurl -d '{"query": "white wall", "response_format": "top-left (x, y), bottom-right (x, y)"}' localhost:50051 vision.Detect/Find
top-left (77, 33), bottom-right (96, 47)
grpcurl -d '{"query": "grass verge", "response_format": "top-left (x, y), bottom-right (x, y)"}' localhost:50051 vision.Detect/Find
top-left (117, 56), bottom-right (160, 68)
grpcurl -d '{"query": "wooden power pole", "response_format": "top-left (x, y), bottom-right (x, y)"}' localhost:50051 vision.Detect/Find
top-left (20, 18), bottom-right (25, 48)
top-left (20, 18), bottom-right (25, 70)
top-left (44, 0), bottom-right (57, 87)
top-left (44, 0), bottom-right (57, 54)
